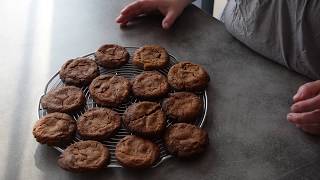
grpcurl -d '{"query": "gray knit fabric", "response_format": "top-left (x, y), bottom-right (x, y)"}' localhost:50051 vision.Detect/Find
top-left (222, 0), bottom-right (320, 79)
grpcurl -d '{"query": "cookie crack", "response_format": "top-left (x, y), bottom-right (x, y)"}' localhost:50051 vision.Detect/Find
top-left (130, 105), bottom-right (160, 121)
top-left (127, 107), bottom-right (161, 127)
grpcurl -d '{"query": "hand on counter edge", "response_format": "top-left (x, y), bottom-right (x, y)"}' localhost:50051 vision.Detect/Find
top-left (116, 0), bottom-right (192, 29)
top-left (287, 80), bottom-right (320, 135)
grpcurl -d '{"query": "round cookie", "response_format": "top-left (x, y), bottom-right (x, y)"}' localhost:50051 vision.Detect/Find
top-left (123, 101), bottom-right (166, 137)
top-left (132, 71), bottom-right (169, 99)
top-left (58, 140), bottom-right (109, 172)
top-left (40, 86), bottom-right (85, 113)
top-left (77, 107), bottom-right (121, 140)
top-left (168, 61), bottom-right (209, 91)
top-left (162, 92), bottom-right (202, 122)
top-left (89, 74), bottom-right (131, 107)
top-left (32, 112), bottom-right (76, 145)
top-left (95, 44), bottom-right (129, 68)
top-left (115, 135), bottom-right (160, 168)
top-left (133, 45), bottom-right (169, 70)
top-left (59, 58), bottom-right (99, 87)
top-left (164, 123), bottom-right (208, 158)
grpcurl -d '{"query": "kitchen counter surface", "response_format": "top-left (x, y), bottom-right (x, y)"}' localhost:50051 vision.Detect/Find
top-left (0, 0), bottom-right (319, 179)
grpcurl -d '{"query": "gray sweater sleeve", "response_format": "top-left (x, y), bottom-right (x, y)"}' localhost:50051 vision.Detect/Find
top-left (222, 0), bottom-right (320, 80)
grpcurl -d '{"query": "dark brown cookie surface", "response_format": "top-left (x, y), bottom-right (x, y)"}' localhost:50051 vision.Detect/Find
top-left (133, 45), bottom-right (168, 70)
top-left (59, 58), bottom-right (99, 87)
top-left (95, 44), bottom-right (129, 68)
top-left (168, 61), bottom-right (209, 91)
top-left (123, 101), bottom-right (166, 136)
top-left (89, 75), bottom-right (131, 107)
top-left (132, 71), bottom-right (169, 99)
top-left (40, 86), bottom-right (85, 113)
top-left (115, 135), bottom-right (160, 168)
top-left (162, 92), bottom-right (202, 122)
top-left (164, 123), bottom-right (208, 158)
top-left (58, 140), bottom-right (109, 172)
top-left (77, 107), bottom-right (121, 140)
top-left (32, 112), bottom-right (76, 145)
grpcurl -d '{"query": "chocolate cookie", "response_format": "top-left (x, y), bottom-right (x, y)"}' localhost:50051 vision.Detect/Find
top-left (133, 45), bottom-right (169, 70)
top-left (123, 101), bottom-right (166, 137)
top-left (40, 86), bottom-right (85, 113)
top-left (95, 44), bottom-right (129, 68)
top-left (162, 92), bottom-right (202, 123)
top-left (168, 61), bottom-right (209, 91)
top-left (32, 112), bottom-right (76, 145)
top-left (115, 135), bottom-right (160, 168)
top-left (77, 108), bottom-right (121, 140)
top-left (164, 123), bottom-right (208, 158)
top-left (59, 58), bottom-right (99, 87)
top-left (58, 140), bottom-right (109, 172)
top-left (89, 75), bottom-right (131, 107)
top-left (132, 71), bottom-right (169, 99)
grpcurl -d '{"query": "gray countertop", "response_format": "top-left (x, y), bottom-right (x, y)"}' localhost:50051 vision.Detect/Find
top-left (1, 0), bottom-right (319, 179)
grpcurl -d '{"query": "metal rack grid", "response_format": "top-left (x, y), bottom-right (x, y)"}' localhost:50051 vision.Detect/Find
top-left (38, 47), bottom-right (208, 168)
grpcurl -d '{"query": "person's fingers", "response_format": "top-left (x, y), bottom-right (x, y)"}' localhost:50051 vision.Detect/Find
top-left (295, 123), bottom-right (320, 128)
top-left (119, 20), bottom-right (129, 27)
top-left (116, 12), bottom-right (142, 24)
top-left (162, 9), bottom-right (180, 29)
top-left (116, 8), bottom-right (144, 23)
top-left (291, 94), bottom-right (320, 113)
top-left (116, 0), bottom-right (156, 23)
top-left (301, 124), bottom-right (320, 128)
top-left (301, 125), bottom-right (320, 135)
top-left (293, 80), bottom-right (320, 102)
top-left (120, 0), bottom-right (144, 15)
top-left (116, 14), bottom-right (128, 24)
top-left (287, 109), bottom-right (320, 124)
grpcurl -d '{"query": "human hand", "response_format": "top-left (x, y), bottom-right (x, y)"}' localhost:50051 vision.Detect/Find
top-left (116, 0), bottom-right (192, 29)
top-left (287, 80), bottom-right (320, 135)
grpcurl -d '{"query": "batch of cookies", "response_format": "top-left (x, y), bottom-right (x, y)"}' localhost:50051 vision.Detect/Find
top-left (33, 44), bottom-right (210, 172)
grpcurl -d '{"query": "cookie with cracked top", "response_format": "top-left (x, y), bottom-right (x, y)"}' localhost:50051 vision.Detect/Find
top-left (40, 86), bottom-right (85, 113)
top-left (131, 71), bottom-right (169, 99)
top-left (95, 44), bottom-right (129, 68)
top-left (89, 74), bottom-right (131, 107)
top-left (115, 135), bottom-right (160, 168)
top-left (59, 58), bottom-right (99, 87)
top-left (162, 92), bottom-right (202, 123)
top-left (32, 112), bottom-right (76, 145)
top-left (164, 123), bottom-right (208, 158)
top-left (168, 61), bottom-right (209, 91)
top-left (123, 101), bottom-right (166, 137)
top-left (133, 45), bottom-right (169, 70)
top-left (77, 107), bottom-right (121, 140)
top-left (58, 140), bottom-right (109, 172)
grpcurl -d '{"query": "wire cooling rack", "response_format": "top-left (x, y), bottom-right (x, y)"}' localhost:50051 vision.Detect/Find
top-left (38, 47), bottom-right (208, 168)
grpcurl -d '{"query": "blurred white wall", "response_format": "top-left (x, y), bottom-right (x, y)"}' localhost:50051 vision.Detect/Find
top-left (213, 0), bottom-right (227, 20)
